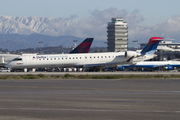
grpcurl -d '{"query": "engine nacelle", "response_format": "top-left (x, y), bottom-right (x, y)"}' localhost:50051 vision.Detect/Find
top-left (164, 65), bottom-right (173, 70)
top-left (125, 51), bottom-right (141, 58)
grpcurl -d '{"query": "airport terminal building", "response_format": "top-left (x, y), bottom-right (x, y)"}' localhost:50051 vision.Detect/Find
top-left (140, 41), bottom-right (180, 50)
top-left (140, 41), bottom-right (180, 61)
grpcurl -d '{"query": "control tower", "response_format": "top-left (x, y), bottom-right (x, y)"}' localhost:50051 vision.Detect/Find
top-left (107, 18), bottom-right (128, 52)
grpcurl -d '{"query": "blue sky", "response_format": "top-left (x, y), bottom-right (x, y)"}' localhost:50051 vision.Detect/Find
top-left (1, 0), bottom-right (180, 48)
top-left (0, 0), bottom-right (180, 26)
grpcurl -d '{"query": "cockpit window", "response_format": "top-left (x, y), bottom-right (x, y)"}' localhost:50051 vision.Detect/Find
top-left (13, 58), bottom-right (22, 61)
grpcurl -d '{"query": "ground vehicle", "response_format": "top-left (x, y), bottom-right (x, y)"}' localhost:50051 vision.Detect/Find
top-left (0, 68), bottom-right (11, 72)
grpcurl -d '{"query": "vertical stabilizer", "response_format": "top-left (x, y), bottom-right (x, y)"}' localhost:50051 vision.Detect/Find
top-left (70, 38), bottom-right (94, 54)
top-left (140, 37), bottom-right (163, 56)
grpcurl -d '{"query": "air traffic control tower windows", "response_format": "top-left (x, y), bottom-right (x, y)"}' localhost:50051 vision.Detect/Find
top-left (107, 17), bottom-right (128, 52)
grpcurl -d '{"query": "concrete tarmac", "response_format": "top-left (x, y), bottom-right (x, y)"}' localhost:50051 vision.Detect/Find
top-left (0, 79), bottom-right (180, 120)
top-left (0, 71), bottom-right (180, 75)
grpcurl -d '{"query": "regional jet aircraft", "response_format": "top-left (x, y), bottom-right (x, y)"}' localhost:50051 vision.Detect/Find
top-left (128, 60), bottom-right (180, 70)
top-left (5, 37), bottom-right (163, 71)
top-left (0, 38), bottom-right (93, 68)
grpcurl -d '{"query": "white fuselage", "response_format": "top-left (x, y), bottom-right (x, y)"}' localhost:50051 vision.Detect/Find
top-left (5, 51), bottom-right (157, 69)
top-left (6, 52), bottom-right (129, 68)
top-left (135, 61), bottom-right (180, 67)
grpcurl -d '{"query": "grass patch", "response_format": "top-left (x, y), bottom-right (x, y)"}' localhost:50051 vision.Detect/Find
top-left (63, 74), bottom-right (74, 79)
top-left (38, 74), bottom-right (46, 78)
top-left (0, 74), bottom-right (180, 80)
top-left (23, 74), bottom-right (37, 79)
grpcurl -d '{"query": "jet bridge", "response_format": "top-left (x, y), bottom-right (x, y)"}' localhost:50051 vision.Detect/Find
top-left (0, 56), bottom-right (5, 66)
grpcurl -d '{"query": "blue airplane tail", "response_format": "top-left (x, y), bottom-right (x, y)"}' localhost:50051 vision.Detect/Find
top-left (140, 37), bottom-right (163, 56)
top-left (70, 38), bottom-right (94, 54)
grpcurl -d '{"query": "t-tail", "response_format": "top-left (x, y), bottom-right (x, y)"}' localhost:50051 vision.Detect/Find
top-left (140, 37), bottom-right (164, 56)
top-left (125, 37), bottom-right (163, 63)
top-left (70, 38), bottom-right (94, 54)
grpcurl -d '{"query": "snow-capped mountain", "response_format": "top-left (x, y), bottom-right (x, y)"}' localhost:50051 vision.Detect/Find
top-left (1, 14), bottom-right (180, 50)
top-left (0, 15), bottom-right (105, 50)
top-left (0, 15), bottom-right (77, 36)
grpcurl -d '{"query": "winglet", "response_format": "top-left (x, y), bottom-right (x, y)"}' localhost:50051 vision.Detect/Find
top-left (70, 38), bottom-right (94, 54)
top-left (140, 37), bottom-right (163, 56)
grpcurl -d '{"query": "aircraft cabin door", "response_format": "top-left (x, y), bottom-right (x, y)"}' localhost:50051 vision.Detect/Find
top-left (0, 57), bottom-right (5, 64)
top-left (23, 56), bottom-right (31, 65)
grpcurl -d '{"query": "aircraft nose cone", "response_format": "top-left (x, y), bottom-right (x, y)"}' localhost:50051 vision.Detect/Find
top-left (5, 62), bottom-right (13, 68)
top-left (5, 63), bottom-right (10, 68)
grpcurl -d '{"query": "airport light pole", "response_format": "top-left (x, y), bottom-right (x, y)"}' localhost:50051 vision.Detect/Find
top-left (133, 40), bottom-right (138, 50)
top-left (104, 42), bottom-right (108, 52)
top-left (72, 40), bottom-right (78, 50)
top-left (38, 41), bottom-right (43, 54)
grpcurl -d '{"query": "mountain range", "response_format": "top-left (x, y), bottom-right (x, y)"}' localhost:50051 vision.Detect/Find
top-left (0, 15), bottom-right (106, 51)
top-left (0, 15), bottom-right (76, 36)
top-left (2, 15), bottom-right (179, 51)
top-left (0, 34), bottom-right (105, 51)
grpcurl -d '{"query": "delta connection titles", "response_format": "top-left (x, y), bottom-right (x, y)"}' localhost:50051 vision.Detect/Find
top-left (33, 55), bottom-right (69, 59)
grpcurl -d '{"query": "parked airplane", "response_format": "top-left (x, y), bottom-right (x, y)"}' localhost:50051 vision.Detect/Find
top-left (114, 60), bottom-right (180, 71)
top-left (0, 38), bottom-right (93, 68)
top-left (130, 60), bottom-right (180, 70)
top-left (5, 37), bottom-right (163, 71)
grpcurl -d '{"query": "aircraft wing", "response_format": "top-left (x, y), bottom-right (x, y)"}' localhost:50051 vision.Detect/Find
top-left (83, 62), bottom-right (123, 68)
top-left (134, 63), bottom-right (170, 68)
top-left (153, 64), bottom-right (169, 68)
